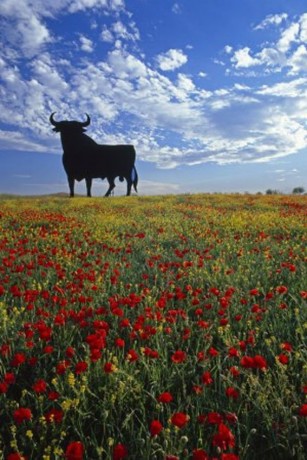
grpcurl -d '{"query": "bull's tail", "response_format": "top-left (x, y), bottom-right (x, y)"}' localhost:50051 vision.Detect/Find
top-left (131, 166), bottom-right (138, 193)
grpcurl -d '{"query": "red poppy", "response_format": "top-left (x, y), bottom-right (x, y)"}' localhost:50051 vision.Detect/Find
top-left (75, 361), bottom-right (88, 374)
top-left (43, 345), bottom-right (54, 354)
top-left (113, 443), bottom-right (128, 460)
top-left (6, 454), bottom-right (28, 460)
top-left (280, 342), bottom-right (292, 352)
top-left (208, 347), bottom-right (219, 357)
top-left (10, 353), bottom-right (26, 367)
top-left (157, 392), bottom-right (173, 403)
top-left (298, 404), bottom-right (307, 417)
top-left (4, 373), bottom-right (15, 384)
top-left (44, 408), bottom-right (63, 423)
top-left (171, 350), bottom-right (186, 364)
top-left (48, 391), bottom-right (60, 401)
top-left (192, 449), bottom-right (209, 460)
top-left (228, 347), bottom-right (239, 358)
top-left (253, 355), bottom-right (267, 370)
top-left (225, 413), bottom-right (238, 425)
top-left (225, 387), bottom-right (239, 400)
top-left (32, 379), bottom-right (47, 394)
top-left (66, 347), bottom-right (75, 358)
top-left (192, 385), bottom-right (203, 394)
top-left (212, 423), bottom-right (235, 451)
top-left (127, 349), bottom-right (139, 362)
top-left (104, 362), bottom-right (115, 373)
top-left (150, 420), bottom-right (163, 437)
top-left (220, 454), bottom-right (239, 460)
top-left (202, 371), bottom-right (213, 385)
top-left (278, 353), bottom-right (289, 365)
top-left (13, 408), bottom-right (32, 424)
top-left (240, 355), bottom-right (267, 370)
top-left (0, 382), bottom-right (8, 393)
top-left (171, 412), bottom-right (189, 428)
top-left (229, 366), bottom-right (240, 377)
top-left (115, 338), bottom-right (125, 348)
top-left (206, 412), bottom-right (223, 425)
top-left (56, 360), bottom-right (70, 375)
top-left (65, 441), bottom-right (84, 460)
top-left (276, 285), bottom-right (288, 294)
top-left (240, 356), bottom-right (253, 368)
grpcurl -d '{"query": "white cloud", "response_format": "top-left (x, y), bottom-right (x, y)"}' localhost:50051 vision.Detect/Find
top-left (0, 3), bottom-right (51, 58)
top-left (177, 74), bottom-right (195, 92)
top-left (227, 13), bottom-right (307, 76)
top-left (257, 47), bottom-right (285, 67)
top-left (231, 47), bottom-right (260, 68)
top-left (172, 3), bottom-right (181, 14)
top-left (299, 13), bottom-right (307, 42)
top-left (101, 25), bottom-right (114, 42)
top-left (0, 4), bottom-right (306, 172)
top-left (277, 22), bottom-right (299, 53)
top-left (100, 20), bottom-right (140, 44)
top-left (68, 0), bottom-right (124, 13)
top-left (156, 49), bottom-right (188, 71)
top-left (224, 45), bottom-right (233, 54)
top-left (0, 130), bottom-right (50, 152)
top-left (112, 20), bottom-right (140, 41)
top-left (254, 13), bottom-right (288, 30)
top-left (257, 77), bottom-right (307, 98)
top-left (107, 49), bottom-right (147, 78)
top-left (79, 35), bottom-right (94, 53)
top-left (0, 0), bottom-right (126, 57)
top-left (287, 45), bottom-right (307, 75)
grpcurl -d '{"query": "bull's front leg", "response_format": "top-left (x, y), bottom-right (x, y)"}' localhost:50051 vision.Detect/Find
top-left (68, 176), bottom-right (75, 197)
top-left (85, 177), bottom-right (92, 197)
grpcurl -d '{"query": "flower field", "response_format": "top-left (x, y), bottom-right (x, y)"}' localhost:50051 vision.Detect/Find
top-left (0, 193), bottom-right (306, 460)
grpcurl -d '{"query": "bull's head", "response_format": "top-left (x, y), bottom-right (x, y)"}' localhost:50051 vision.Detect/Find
top-left (50, 112), bottom-right (91, 133)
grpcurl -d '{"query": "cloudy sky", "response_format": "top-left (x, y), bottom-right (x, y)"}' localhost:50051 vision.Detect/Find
top-left (0, 0), bottom-right (306, 195)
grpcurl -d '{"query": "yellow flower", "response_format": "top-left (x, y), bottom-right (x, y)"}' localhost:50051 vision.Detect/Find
top-left (61, 399), bottom-right (73, 411)
top-left (26, 430), bottom-right (33, 439)
top-left (10, 440), bottom-right (18, 449)
top-left (67, 372), bottom-right (75, 387)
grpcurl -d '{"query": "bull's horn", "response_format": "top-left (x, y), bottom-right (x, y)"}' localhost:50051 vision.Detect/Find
top-left (80, 113), bottom-right (91, 127)
top-left (49, 112), bottom-right (59, 126)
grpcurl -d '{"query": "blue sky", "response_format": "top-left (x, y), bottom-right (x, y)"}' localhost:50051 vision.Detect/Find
top-left (0, 0), bottom-right (306, 195)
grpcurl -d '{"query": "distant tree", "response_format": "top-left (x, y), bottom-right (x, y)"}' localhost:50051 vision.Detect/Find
top-left (266, 189), bottom-right (279, 195)
top-left (292, 187), bottom-right (305, 195)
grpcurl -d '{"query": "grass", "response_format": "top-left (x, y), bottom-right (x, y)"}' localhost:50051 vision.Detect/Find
top-left (0, 194), bottom-right (306, 460)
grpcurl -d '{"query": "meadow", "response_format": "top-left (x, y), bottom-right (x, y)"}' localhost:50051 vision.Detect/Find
top-left (0, 193), bottom-right (306, 460)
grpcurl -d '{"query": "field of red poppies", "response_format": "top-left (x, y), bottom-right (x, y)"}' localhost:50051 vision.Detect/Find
top-left (0, 193), bottom-right (306, 460)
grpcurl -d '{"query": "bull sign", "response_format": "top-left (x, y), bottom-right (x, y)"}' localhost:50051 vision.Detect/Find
top-left (50, 113), bottom-right (138, 197)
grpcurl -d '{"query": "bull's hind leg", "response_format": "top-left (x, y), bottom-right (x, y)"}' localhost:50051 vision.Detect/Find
top-left (126, 176), bottom-right (132, 196)
top-left (104, 177), bottom-right (115, 197)
top-left (85, 177), bottom-right (92, 197)
top-left (68, 176), bottom-right (75, 197)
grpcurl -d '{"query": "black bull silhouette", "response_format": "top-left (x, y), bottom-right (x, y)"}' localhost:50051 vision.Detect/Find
top-left (50, 113), bottom-right (138, 197)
